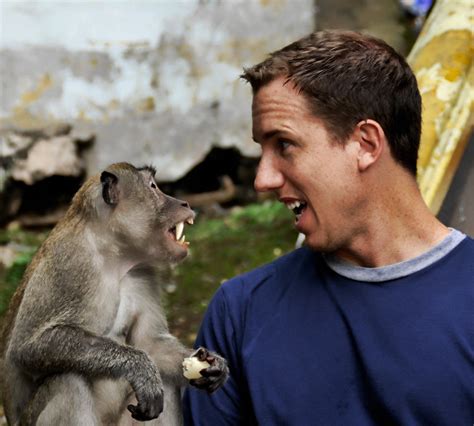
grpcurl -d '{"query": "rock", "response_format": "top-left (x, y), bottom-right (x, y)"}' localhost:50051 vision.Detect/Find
top-left (0, 123), bottom-right (92, 225)
top-left (69, 126), bottom-right (95, 146)
top-left (0, 132), bottom-right (34, 158)
top-left (11, 136), bottom-right (83, 185)
top-left (41, 122), bottom-right (72, 138)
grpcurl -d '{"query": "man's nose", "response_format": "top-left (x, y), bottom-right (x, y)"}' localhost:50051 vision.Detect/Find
top-left (254, 155), bottom-right (284, 192)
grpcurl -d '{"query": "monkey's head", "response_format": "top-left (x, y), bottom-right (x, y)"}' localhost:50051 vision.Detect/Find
top-left (89, 162), bottom-right (195, 263)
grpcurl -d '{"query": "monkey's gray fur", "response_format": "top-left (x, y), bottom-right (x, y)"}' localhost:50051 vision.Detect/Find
top-left (0, 162), bottom-right (229, 425)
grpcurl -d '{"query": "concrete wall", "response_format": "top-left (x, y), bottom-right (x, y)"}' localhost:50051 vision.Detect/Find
top-left (0, 0), bottom-right (315, 181)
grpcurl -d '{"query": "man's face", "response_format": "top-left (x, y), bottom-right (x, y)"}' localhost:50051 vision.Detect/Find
top-left (252, 77), bottom-right (364, 252)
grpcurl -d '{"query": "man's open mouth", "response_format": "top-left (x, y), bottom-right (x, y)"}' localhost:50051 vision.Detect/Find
top-left (169, 217), bottom-right (194, 246)
top-left (285, 200), bottom-right (307, 222)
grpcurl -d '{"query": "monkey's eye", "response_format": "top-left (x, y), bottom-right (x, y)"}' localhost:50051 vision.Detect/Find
top-left (150, 181), bottom-right (157, 189)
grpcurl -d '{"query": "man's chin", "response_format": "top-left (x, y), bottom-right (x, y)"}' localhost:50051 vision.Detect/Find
top-left (302, 232), bottom-right (337, 253)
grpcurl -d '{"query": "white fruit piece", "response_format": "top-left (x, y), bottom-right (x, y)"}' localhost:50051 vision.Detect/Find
top-left (182, 356), bottom-right (211, 380)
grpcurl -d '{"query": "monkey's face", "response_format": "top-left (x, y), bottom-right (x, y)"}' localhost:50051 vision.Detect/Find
top-left (100, 163), bottom-right (195, 263)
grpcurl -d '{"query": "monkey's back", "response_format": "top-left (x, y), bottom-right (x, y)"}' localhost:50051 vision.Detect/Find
top-left (0, 214), bottom-right (99, 421)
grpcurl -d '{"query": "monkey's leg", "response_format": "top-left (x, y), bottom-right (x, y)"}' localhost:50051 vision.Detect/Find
top-left (21, 374), bottom-right (99, 426)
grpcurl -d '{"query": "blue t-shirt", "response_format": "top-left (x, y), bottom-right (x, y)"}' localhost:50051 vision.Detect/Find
top-left (183, 232), bottom-right (474, 425)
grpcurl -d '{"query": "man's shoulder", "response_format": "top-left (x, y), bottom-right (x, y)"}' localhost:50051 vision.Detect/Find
top-left (444, 232), bottom-right (474, 262)
top-left (219, 246), bottom-right (318, 299)
top-left (444, 232), bottom-right (474, 269)
top-left (461, 234), bottom-right (474, 247)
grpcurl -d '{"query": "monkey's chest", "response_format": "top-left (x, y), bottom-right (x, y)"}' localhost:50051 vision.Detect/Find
top-left (106, 293), bottom-right (137, 343)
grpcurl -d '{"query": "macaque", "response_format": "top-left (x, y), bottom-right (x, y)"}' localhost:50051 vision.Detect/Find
top-left (0, 163), bottom-right (228, 425)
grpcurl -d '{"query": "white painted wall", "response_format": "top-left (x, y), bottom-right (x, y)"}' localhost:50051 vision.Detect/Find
top-left (0, 0), bottom-right (315, 180)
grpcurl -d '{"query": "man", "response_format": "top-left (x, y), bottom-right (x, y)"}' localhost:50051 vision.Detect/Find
top-left (183, 30), bottom-right (474, 425)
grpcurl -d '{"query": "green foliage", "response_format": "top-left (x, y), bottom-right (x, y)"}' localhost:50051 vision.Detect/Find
top-left (0, 227), bottom-right (49, 247)
top-left (230, 200), bottom-right (289, 223)
top-left (0, 254), bottom-right (32, 315)
top-left (0, 229), bottom-right (46, 318)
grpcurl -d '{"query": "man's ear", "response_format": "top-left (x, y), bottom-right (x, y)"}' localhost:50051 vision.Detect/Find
top-left (354, 119), bottom-right (385, 172)
top-left (100, 171), bottom-right (119, 205)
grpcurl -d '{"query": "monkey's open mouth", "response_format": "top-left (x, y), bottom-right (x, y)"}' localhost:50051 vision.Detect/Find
top-left (169, 217), bottom-right (194, 246)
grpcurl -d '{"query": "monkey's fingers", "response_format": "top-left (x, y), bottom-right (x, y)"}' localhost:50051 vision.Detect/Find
top-left (127, 403), bottom-right (161, 422)
top-left (206, 381), bottom-right (224, 393)
top-left (192, 347), bottom-right (209, 362)
top-left (128, 404), bottom-right (147, 421)
top-left (189, 378), bottom-right (222, 394)
top-left (189, 378), bottom-right (210, 390)
top-left (127, 404), bottom-right (142, 420)
top-left (200, 366), bottom-right (222, 377)
top-left (190, 375), bottom-right (226, 394)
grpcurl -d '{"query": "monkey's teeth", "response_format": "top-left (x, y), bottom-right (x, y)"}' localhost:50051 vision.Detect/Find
top-left (179, 235), bottom-right (186, 243)
top-left (186, 218), bottom-right (194, 225)
top-left (175, 222), bottom-right (184, 240)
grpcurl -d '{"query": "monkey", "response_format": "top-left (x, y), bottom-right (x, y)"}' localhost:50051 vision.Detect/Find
top-left (0, 162), bottom-right (229, 425)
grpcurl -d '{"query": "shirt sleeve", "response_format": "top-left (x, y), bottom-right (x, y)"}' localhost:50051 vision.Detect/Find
top-left (183, 283), bottom-right (252, 426)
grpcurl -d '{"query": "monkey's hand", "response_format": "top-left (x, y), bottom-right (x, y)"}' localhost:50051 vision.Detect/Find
top-left (188, 347), bottom-right (229, 393)
top-left (126, 352), bottom-right (164, 421)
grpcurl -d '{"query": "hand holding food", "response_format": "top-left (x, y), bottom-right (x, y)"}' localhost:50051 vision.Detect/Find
top-left (183, 347), bottom-right (229, 392)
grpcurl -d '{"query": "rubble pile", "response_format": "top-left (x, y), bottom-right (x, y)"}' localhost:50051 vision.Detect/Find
top-left (0, 123), bottom-right (94, 226)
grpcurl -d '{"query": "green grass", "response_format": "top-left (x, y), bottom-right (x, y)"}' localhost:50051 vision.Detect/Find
top-left (0, 201), bottom-right (298, 345)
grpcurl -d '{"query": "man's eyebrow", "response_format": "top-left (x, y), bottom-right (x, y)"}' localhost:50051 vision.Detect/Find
top-left (253, 130), bottom-right (282, 143)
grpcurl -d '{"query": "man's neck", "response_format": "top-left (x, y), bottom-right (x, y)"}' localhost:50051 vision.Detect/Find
top-left (333, 174), bottom-right (450, 268)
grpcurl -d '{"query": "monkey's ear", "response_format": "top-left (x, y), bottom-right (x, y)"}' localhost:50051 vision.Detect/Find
top-left (100, 171), bottom-right (119, 205)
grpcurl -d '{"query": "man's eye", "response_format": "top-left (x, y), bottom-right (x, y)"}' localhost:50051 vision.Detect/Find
top-left (277, 139), bottom-right (292, 151)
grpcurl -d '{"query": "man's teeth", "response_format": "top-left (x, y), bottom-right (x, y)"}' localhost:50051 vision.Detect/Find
top-left (286, 201), bottom-right (302, 211)
top-left (175, 222), bottom-right (184, 240)
top-left (286, 201), bottom-right (306, 213)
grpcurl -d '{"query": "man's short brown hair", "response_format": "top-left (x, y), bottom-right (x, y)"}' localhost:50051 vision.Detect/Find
top-left (241, 30), bottom-right (421, 175)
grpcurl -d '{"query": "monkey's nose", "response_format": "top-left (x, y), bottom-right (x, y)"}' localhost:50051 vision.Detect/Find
top-left (180, 200), bottom-right (190, 209)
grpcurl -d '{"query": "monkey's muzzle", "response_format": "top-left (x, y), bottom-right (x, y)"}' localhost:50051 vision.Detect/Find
top-left (168, 216), bottom-right (194, 247)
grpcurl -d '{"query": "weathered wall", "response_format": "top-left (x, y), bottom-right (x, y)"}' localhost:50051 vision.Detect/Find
top-left (408, 0), bottom-right (473, 215)
top-left (0, 0), bottom-right (314, 181)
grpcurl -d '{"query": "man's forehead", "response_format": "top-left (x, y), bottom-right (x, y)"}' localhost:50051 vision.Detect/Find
top-left (252, 79), bottom-right (315, 128)
top-left (251, 77), bottom-right (315, 118)
top-left (252, 77), bottom-right (298, 104)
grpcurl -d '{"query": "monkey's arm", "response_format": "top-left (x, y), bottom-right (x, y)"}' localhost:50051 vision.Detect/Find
top-left (144, 333), bottom-right (192, 386)
top-left (9, 324), bottom-right (163, 421)
top-left (127, 265), bottom-right (229, 392)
